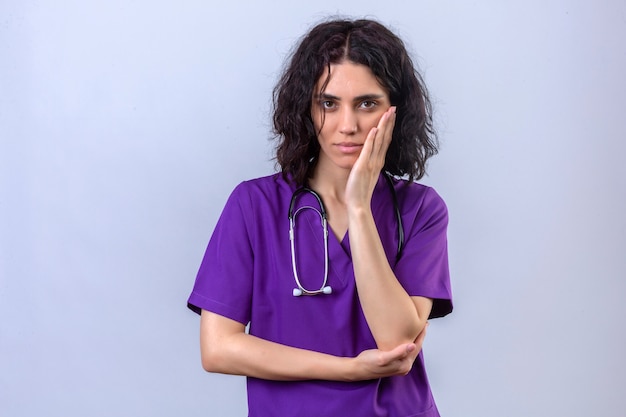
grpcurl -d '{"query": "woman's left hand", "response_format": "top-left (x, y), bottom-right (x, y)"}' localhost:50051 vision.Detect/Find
top-left (345, 106), bottom-right (396, 211)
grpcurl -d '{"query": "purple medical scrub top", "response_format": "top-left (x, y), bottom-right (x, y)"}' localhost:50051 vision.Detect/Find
top-left (188, 173), bottom-right (452, 417)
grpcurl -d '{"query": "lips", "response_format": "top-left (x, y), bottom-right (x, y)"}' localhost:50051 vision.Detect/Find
top-left (335, 142), bottom-right (363, 154)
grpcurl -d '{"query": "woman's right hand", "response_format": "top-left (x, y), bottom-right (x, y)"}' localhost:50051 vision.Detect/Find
top-left (350, 323), bottom-right (428, 380)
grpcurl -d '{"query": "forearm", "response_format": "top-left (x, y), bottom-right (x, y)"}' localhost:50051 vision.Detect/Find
top-left (202, 330), bottom-right (353, 381)
top-left (200, 310), bottom-right (420, 382)
top-left (348, 207), bottom-right (426, 349)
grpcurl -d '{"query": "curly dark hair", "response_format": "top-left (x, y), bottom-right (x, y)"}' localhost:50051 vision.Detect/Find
top-left (272, 18), bottom-right (438, 185)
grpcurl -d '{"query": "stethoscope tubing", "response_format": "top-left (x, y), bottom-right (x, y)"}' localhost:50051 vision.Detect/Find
top-left (289, 204), bottom-right (331, 296)
top-left (288, 173), bottom-right (404, 296)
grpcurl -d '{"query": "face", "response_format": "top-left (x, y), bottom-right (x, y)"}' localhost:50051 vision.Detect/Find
top-left (311, 61), bottom-right (391, 174)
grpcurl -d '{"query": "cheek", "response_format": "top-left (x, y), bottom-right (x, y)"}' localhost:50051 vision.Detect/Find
top-left (361, 112), bottom-right (385, 129)
top-left (310, 108), bottom-right (320, 126)
top-left (311, 108), bottom-right (328, 134)
top-left (315, 114), bottom-right (336, 137)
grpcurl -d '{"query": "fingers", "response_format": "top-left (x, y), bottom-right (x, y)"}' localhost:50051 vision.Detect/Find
top-left (379, 323), bottom-right (428, 371)
top-left (357, 106), bottom-right (395, 174)
top-left (360, 126), bottom-right (378, 160)
top-left (380, 342), bottom-right (417, 365)
top-left (353, 339), bottom-right (421, 380)
top-left (345, 106), bottom-right (397, 208)
top-left (381, 343), bottom-right (417, 376)
top-left (355, 106), bottom-right (396, 169)
top-left (367, 107), bottom-right (394, 157)
top-left (378, 106), bottom-right (396, 143)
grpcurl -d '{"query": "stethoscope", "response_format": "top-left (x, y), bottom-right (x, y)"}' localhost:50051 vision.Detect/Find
top-left (288, 172), bottom-right (404, 296)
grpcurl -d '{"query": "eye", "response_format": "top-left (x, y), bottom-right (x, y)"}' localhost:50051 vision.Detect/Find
top-left (359, 100), bottom-right (377, 110)
top-left (320, 100), bottom-right (336, 110)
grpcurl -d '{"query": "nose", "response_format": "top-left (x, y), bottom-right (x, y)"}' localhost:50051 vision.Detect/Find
top-left (338, 108), bottom-right (357, 135)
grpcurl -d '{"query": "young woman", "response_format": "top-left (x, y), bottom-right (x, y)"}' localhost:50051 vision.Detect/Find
top-left (188, 18), bottom-right (453, 416)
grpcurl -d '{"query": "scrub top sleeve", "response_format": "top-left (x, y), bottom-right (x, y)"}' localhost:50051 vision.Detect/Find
top-left (187, 183), bottom-right (254, 325)
top-left (395, 187), bottom-right (453, 319)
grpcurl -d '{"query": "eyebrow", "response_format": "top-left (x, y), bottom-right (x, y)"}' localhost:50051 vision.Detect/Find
top-left (316, 93), bottom-right (386, 102)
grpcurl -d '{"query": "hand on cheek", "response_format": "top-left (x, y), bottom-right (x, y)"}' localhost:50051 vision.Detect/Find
top-left (346, 106), bottom-right (396, 209)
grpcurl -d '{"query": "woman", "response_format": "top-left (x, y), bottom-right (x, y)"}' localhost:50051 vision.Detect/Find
top-left (188, 18), bottom-right (452, 416)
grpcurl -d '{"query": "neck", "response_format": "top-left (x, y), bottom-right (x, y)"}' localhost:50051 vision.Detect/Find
top-left (308, 163), bottom-right (350, 201)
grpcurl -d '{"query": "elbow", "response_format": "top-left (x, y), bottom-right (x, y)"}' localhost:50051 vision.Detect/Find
top-left (200, 344), bottom-right (227, 373)
top-left (201, 354), bottom-right (216, 373)
top-left (399, 316), bottom-right (429, 347)
top-left (376, 319), bottom-right (427, 351)
top-left (408, 297), bottom-right (433, 343)
top-left (370, 303), bottom-right (429, 350)
top-left (415, 316), bottom-right (428, 337)
top-left (199, 310), bottom-right (247, 374)
top-left (407, 316), bottom-right (428, 343)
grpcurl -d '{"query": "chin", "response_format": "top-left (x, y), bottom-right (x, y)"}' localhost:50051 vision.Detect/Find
top-left (332, 155), bottom-right (358, 168)
top-left (317, 153), bottom-right (359, 173)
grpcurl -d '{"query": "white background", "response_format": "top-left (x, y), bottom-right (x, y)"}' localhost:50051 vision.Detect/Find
top-left (1, 1), bottom-right (625, 416)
